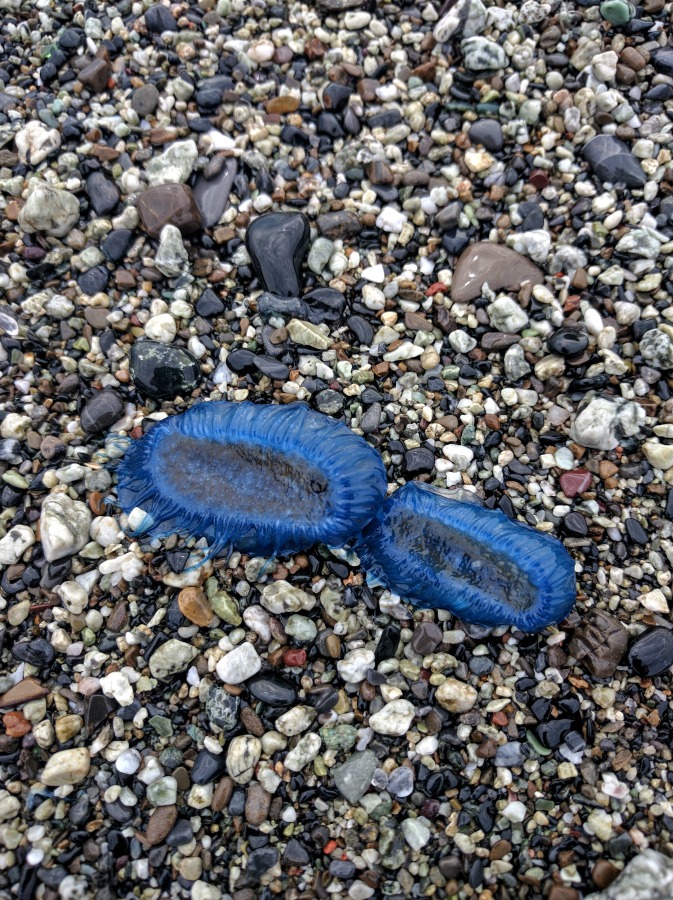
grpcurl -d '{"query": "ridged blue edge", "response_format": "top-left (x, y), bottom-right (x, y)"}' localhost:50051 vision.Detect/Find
top-left (116, 400), bottom-right (387, 558)
top-left (356, 482), bottom-right (576, 632)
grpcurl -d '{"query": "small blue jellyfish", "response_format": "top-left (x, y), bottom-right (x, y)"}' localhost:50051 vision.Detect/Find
top-left (356, 483), bottom-right (576, 632)
top-left (116, 400), bottom-right (387, 560)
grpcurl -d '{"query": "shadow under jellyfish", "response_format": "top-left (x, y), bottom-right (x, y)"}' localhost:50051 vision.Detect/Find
top-left (115, 400), bottom-right (387, 561)
top-left (356, 482), bottom-right (577, 632)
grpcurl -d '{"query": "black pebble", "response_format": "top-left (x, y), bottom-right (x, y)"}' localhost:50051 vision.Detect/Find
top-left (130, 341), bottom-right (201, 400)
top-left (625, 517), bottom-right (648, 545)
top-left (404, 447), bottom-right (435, 476)
top-left (196, 288), bottom-right (225, 317)
top-left (80, 391), bottom-right (124, 435)
top-left (628, 628), bottom-right (673, 677)
top-left (548, 327), bottom-right (589, 357)
top-left (12, 638), bottom-right (55, 667)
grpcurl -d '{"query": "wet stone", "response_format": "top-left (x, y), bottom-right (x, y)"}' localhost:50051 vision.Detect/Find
top-left (410, 622), bottom-right (443, 655)
top-left (317, 210), bottom-right (362, 240)
top-left (145, 3), bottom-right (177, 32)
top-left (452, 242), bottom-right (544, 302)
top-left (582, 135), bottom-right (646, 188)
top-left (12, 639), bottom-right (55, 668)
top-left (548, 327), bottom-right (589, 357)
top-left (191, 749), bottom-right (228, 784)
top-left (86, 171), bottom-right (119, 216)
top-left (130, 341), bottom-right (201, 400)
top-left (332, 751), bottom-right (377, 804)
top-left (192, 158), bottom-right (238, 229)
top-left (132, 84), bottom-right (160, 118)
top-left (559, 470), bottom-right (592, 498)
top-left (196, 288), bottom-right (225, 317)
top-left (136, 184), bottom-right (202, 237)
top-left (80, 391), bottom-right (124, 435)
top-left (628, 628), bottom-right (673, 677)
top-left (247, 675), bottom-right (297, 708)
top-left (246, 212), bottom-right (310, 298)
top-left (404, 447), bottom-right (435, 477)
top-left (79, 58), bottom-right (111, 93)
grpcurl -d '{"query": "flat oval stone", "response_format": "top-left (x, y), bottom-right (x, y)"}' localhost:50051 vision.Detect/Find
top-left (80, 390), bottom-right (124, 434)
top-left (628, 628), bottom-right (673, 677)
top-left (130, 341), bottom-right (201, 400)
top-left (246, 211), bottom-right (310, 297)
top-left (548, 327), bottom-right (589, 357)
top-left (247, 674), bottom-right (297, 707)
top-left (451, 243), bottom-right (544, 303)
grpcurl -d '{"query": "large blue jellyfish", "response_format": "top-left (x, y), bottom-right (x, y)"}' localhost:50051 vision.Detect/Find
top-left (116, 401), bottom-right (387, 559)
top-left (356, 483), bottom-right (576, 632)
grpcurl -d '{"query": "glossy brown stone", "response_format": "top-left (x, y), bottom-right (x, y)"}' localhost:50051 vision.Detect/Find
top-left (0, 677), bottom-right (49, 708)
top-left (568, 610), bottom-right (628, 677)
top-left (451, 242), bottom-right (544, 303)
top-left (136, 184), bottom-right (202, 237)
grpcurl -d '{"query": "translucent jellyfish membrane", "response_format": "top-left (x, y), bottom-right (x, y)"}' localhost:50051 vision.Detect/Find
top-left (357, 482), bottom-right (576, 632)
top-left (116, 401), bottom-right (387, 559)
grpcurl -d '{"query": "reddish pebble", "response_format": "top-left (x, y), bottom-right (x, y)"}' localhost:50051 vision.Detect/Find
top-left (559, 470), bottom-right (592, 498)
top-left (426, 282), bottom-right (447, 296)
top-left (3, 711), bottom-right (31, 737)
top-left (529, 169), bottom-right (549, 190)
top-left (323, 840), bottom-right (338, 854)
top-left (492, 710), bottom-right (508, 726)
top-left (283, 649), bottom-right (307, 667)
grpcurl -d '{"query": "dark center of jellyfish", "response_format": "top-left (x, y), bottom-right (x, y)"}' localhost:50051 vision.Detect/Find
top-left (395, 513), bottom-right (538, 612)
top-left (156, 432), bottom-right (331, 521)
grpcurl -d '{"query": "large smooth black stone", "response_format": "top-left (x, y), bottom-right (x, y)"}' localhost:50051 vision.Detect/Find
top-left (247, 674), bottom-right (297, 707)
top-left (651, 47), bottom-right (673, 77)
top-left (80, 390), bottom-right (124, 434)
top-left (582, 135), bottom-right (646, 187)
top-left (129, 341), bottom-right (201, 400)
top-left (628, 628), bottom-right (673, 677)
top-left (245, 212), bottom-right (310, 297)
top-left (548, 327), bottom-right (589, 357)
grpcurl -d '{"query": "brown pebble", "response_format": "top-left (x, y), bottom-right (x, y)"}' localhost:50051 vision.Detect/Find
top-left (490, 840), bottom-right (512, 860)
top-left (325, 633), bottom-right (341, 659)
top-left (107, 600), bottom-right (129, 633)
top-left (245, 783), bottom-right (271, 826)
top-left (178, 587), bottom-right (213, 627)
top-left (591, 860), bottom-right (620, 890)
top-left (548, 889), bottom-right (579, 900)
top-left (240, 706), bottom-right (265, 737)
top-left (141, 805), bottom-right (178, 846)
top-left (0, 678), bottom-right (49, 709)
top-left (173, 766), bottom-right (191, 792)
top-left (212, 777), bottom-right (234, 812)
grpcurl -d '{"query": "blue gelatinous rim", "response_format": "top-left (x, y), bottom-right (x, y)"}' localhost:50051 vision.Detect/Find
top-left (357, 482), bottom-right (576, 632)
top-left (116, 400), bottom-right (388, 560)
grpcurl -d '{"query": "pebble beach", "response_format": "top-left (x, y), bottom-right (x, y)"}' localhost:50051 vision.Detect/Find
top-left (3, 0), bottom-right (673, 897)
